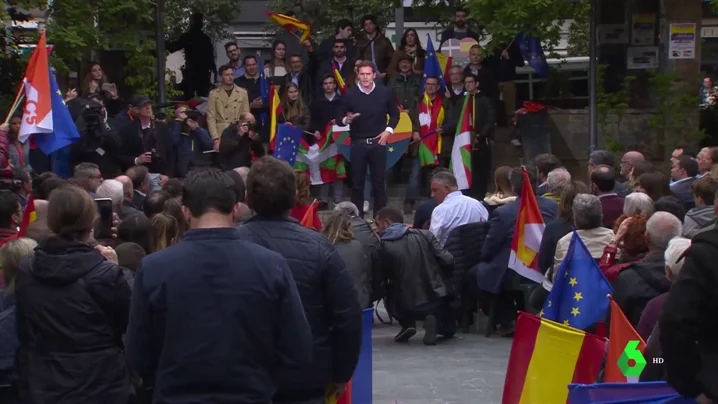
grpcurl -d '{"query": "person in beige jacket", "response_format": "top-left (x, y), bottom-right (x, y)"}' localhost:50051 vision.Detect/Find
top-left (206, 64), bottom-right (250, 150)
top-left (552, 193), bottom-right (615, 280)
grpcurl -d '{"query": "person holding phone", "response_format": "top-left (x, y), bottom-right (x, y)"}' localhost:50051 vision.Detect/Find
top-left (82, 62), bottom-right (122, 116)
top-left (218, 113), bottom-right (265, 171)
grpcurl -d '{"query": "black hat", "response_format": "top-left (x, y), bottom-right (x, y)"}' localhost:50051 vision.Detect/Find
top-left (129, 94), bottom-right (152, 107)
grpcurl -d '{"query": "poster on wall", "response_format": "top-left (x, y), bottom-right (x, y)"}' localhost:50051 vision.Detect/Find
top-left (627, 46), bottom-right (659, 69)
top-left (668, 23), bottom-right (696, 59)
top-left (631, 14), bottom-right (655, 45)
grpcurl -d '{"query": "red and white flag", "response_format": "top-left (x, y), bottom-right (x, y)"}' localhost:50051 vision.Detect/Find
top-left (508, 168), bottom-right (546, 284)
top-left (19, 32), bottom-right (53, 142)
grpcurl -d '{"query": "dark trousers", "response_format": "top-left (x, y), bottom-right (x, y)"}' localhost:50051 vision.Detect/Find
top-left (471, 141), bottom-right (492, 199)
top-left (396, 299), bottom-right (455, 335)
top-left (350, 139), bottom-right (387, 217)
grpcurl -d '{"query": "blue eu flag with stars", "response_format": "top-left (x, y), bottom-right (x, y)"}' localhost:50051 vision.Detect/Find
top-left (421, 34), bottom-right (447, 94)
top-left (516, 32), bottom-right (550, 78)
top-left (541, 231), bottom-right (613, 330)
top-left (34, 68), bottom-right (81, 155)
top-left (273, 124), bottom-right (303, 167)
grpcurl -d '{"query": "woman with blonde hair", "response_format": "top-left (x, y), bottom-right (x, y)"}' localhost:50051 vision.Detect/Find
top-left (0, 237), bottom-right (37, 396)
top-left (289, 170), bottom-right (322, 230)
top-left (484, 166), bottom-right (516, 206)
top-left (151, 213), bottom-right (180, 252)
top-left (13, 185), bottom-right (132, 403)
top-left (321, 211), bottom-right (371, 307)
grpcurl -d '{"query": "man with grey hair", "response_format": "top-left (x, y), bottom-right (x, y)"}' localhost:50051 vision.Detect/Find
top-left (115, 175), bottom-right (142, 220)
top-left (613, 211), bottom-right (682, 326)
top-left (552, 194), bottom-right (614, 275)
top-left (623, 192), bottom-right (655, 217)
top-left (543, 168), bottom-right (571, 203)
top-left (588, 150), bottom-right (630, 197)
top-left (429, 171), bottom-right (488, 245)
top-left (95, 179), bottom-right (124, 215)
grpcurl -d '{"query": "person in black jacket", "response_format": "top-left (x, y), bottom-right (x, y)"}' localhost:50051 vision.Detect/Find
top-left (659, 228), bottom-right (718, 404)
top-left (375, 206), bottom-right (455, 346)
top-left (218, 113), bottom-right (266, 170)
top-left (464, 74), bottom-right (496, 199)
top-left (14, 185), bottom-right (132, 403)
top-left (237, 156), bottom-right (362, 403)
top-left (311, 74), bottom-right (344, 206)
top-left (438, 8), bottom-right (481, 52)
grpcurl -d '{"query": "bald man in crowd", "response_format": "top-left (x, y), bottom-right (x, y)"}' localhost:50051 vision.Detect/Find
top-left (620, 151), bottom-right (645, 182)
top-left (116, 175), bottom-right (142, 219)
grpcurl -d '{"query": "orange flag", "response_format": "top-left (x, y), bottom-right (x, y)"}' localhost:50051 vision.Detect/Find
top-left (266, 12), bottom-right (312, 42)
top-left (300, 199), bottom-right (320, 230)
top-left (604, 296), bottom-right (647, 383)
top-left (507, 168), bottom-right (546, 284)
top-left (18, 193), bottom-right (36, 238)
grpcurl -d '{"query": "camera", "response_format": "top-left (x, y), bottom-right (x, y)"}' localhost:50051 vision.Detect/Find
top-left (240, 121), bottom-right (258, 132)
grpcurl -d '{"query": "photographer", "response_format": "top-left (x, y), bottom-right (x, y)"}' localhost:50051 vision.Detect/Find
top-left (218, 112), bottom-right (265, 170)
top-left (117, 96), bottom-right (177, 187)
top-left (68, 95), bottom-right (124, 178)
top-left (168, 107), bottom-right (213, 177)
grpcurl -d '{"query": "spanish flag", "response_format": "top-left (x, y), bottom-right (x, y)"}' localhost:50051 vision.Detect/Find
top-left (300, 199), bottom-right (321, 230)
top-left (18, 193), bottom-right (36, 238)
top-left (332, 61), bottom-right (347, 94)
top-left (508, 167), bottom-right (546, 284)
top-left (604, 296), bottom-right (647, 383)
top-left (436, 52), bottom-right (453, 82)
top-left (266, 12), bottom-right (311, 42)
top-left (268, 85), bottom-right (282, 151)
top-left (502, 312), bottom-right (605, 404)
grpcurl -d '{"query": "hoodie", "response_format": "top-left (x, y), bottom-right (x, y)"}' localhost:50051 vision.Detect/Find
top-left (380, 222), bottom-right (410, 241)
top-left (683, 205), bottom-right (716, 238)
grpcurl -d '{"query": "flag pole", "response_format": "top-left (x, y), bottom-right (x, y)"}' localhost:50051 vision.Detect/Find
top-left (3, 83), bottom-right (26, 124)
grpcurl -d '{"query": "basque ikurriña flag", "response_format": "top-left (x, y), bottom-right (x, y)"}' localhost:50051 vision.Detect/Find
top-left (294, 122), bottom-right (346, 185)
top-left (508, 168), bottom-right (546, 284)
top-left (449, 94), bottom-right (472, 190)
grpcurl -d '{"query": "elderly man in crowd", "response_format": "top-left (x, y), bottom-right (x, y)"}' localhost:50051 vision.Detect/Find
top-left (590, 165), bottom-right (624, 228)
top-left (95, 179), bottom-right (124, 216)
top-left (683, 176), bottom-right (718, 238)
top-left (588, 150), bottom-right (630, 197)
top-left (620, 150), bottom-right (645, 182)
top-left (429, 172), bottom-right (488, 245)
top-left (541, 168), bottom-right (571, 203)
top-left (115, 175), bottom-right (142, 219)
top-left (613, 211), bottom-right (682, 326)
top-left (696, 146), bottom-right (717, 178)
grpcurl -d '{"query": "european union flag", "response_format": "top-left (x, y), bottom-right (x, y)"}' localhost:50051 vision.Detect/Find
top-left (541, 231), bottom-right (613, 330)
top-left (34, 68), bottom-right (80, 155)
top-left (568, 381), bottom-right (694, 404)
top-left (516, 32), bottom-right (550, 78)
top-left (421, 34), bottom-right (447, 93)
top-left (273, 124), bottom-right (302, 166)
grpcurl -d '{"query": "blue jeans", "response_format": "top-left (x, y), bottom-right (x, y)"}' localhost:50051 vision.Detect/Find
top-left (404, 158), bottom-right (422, 204)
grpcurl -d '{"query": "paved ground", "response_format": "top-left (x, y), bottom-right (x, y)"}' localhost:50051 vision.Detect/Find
top-left (370, 308), bottom-right (512, 404)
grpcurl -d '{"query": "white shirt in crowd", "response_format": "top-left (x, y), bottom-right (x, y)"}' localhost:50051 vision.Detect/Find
top-left (430, 191), bottom-right (488, 245)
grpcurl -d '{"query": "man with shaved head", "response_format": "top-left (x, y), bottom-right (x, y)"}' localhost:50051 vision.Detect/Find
top-left (620, 151), bottom-right (645, 180)
top-left (115, 175), bottom-right (142, 219)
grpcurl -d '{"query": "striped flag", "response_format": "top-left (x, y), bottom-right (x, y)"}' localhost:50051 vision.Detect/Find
top-left (417, 93), bottom-right (444, 167)
top-left (18, 193), bottom-right (36, 238)
top-left (436, 52), bottom-right (453, 81)
top-left (268, 85), bottom-right (282, 151)
top-left (20, 32), bottom-right (52, 142)
top-left (604, 296), bottom-right (647, 383)
top-left (294, 122), bottom-right (346, 185)
top-left (508, 168), bottom-right (546, 284)
top-left (332, 61), bottom-right (347, 94)
top-left (266, 12), bottom-right (311, 42)
top-left (502, 312), bottom-right (605, 404)
top-left (449, 94), bottom-right (472, 190)
top-left (299, 199), bottom-right (320, 230)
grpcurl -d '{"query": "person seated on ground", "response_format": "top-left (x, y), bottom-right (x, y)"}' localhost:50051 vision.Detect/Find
top-left (375, 206), bottom-right (454, 345)
top-left (541, 167), bottom-right (571, 204)
top-left (534, 153), bottom-right (561, 196)
top-left (289, 170), bottom-right (322, 231)
top-left (613, 211), bottom-right (682, 326)
top-left (637, 237), bottom-right (692, 341)
top-left (429, 171), bottom-right (488, 245)
top-left (550, 194), bottom-right (614, 278)
top-left (484, 166), bottom-right (516, 207)
top-left (470, 167), bottom-right (557, 334)
top-left (590, 164), bottom-right (624, 229)
top-left (636, 171), bottom-right (670, 203)
top-left (670, 154), bottom-right (699, 211)
top-left (683, 176), bottom-right (718, 238)
top-left (237, 156), bottom-right (361, 404)
top-left (322, 211), bottom-right (371, 308)
top-left (655, 195), bottom-right (686, 223)
top-left (538, 181), bottom-right (588, 276)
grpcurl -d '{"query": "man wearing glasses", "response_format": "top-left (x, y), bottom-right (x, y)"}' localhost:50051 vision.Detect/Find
top-left (224, 42), bottom-right (244, 79)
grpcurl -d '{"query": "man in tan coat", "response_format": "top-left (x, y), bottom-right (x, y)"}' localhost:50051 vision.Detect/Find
top-left (207, 64), bottom-right (250, 150)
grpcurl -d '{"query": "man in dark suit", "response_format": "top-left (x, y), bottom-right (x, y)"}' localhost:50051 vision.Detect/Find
top-left (283, 54), bottom-right (315, 105)
top-left (591, 165), bottom-right (624, 229)
top-left (670, 154), bottom-right (699, 211)
top-left (468, 167), bottom-right (557, 332)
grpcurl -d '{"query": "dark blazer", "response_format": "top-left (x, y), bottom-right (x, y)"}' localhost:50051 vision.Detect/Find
top-left (537, 218), bottom-right (573, 276)
top-left (599, 193), bottom-right (625, 229)
top-left (132, 190), bottom-right (145, 210)
top-left (119, 199), bottom-right (142, 221)
top-left (474, 196), bottom-right (558, 294)
top-left (614, 181), bottom-right (631, 198)
top-left (670, 177), bottom-right (697, 211)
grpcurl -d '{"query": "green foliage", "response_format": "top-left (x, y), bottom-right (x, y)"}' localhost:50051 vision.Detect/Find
top-left (462, 0), bottom-right (576, 52)
top-left (266, 0), bottom-right (395, 41)
top-left (595, 65), bottom-right (634, 152)
top-left (646, 70), bottom-right (705, 150)
top-left (567, 0), bottom-right (589, 57)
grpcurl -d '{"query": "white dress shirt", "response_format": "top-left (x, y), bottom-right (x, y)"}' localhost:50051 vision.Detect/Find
top-left (430, 191), bottom-right (488, 245)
